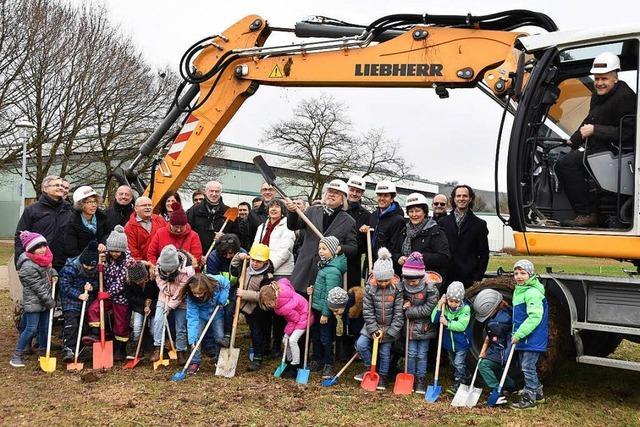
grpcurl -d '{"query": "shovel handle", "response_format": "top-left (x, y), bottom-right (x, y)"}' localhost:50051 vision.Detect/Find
top-left (182, 305), bottom-right (221, 372)
top-left (469, 357), bottom-right (481, 388)
top-left (335, 353), bottom-right (359, 379)
top-left (45, 279), bottom-right (57, 359)
top-left (370, 333), bottom-right (380, 371)
top-left (280, 337), bottom-right (289, 365)
top-left (366, 229), bottom-right (373, 273)
top-left (205, 220), bottom-right (229, 259)
top-left (302, 290), bottom-right (313, 369)
top-left (73, 293), bottom-right (88, 364)
top-left (498, 343), bottom-right (516, 389)
top-left (132, 311), bottom-right (148, 361)
top-left (164, 316), bottom-right (177, 353)
top-left (229, 258), bottom-right (248, 349)
top-left (433, 321), bottom-right (444, 383)
top-left (404, 319), bottom-right (410, 373)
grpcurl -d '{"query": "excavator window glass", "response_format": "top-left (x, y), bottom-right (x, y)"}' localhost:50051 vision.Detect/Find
top-left (522, 39), bottom-right (638, 230)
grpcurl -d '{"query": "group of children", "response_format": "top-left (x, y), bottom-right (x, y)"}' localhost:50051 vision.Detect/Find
top-left (10, 225), bottom-right (548, 410)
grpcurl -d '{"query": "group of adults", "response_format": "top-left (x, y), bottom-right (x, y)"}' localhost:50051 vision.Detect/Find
top-left (14, 174), bottom-right (489, 306)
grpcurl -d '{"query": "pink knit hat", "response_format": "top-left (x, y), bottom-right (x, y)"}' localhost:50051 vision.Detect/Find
top-left (19, 231), bottom-right (47, 253)
top-left (402, 251), bottom-right (426, 279)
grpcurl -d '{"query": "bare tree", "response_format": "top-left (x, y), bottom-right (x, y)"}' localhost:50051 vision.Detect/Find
top-left (263, 95), bottom-right (411, 202)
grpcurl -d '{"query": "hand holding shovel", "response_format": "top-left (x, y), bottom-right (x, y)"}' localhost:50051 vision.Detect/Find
top-left (39, 275), bottom-right (57, 373)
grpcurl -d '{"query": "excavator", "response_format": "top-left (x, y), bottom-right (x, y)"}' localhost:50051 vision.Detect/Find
top-left (115, 10), bottom-right (640, 374)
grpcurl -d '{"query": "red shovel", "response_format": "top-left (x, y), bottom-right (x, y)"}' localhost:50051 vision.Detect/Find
top-left (361, 332), bottom-right (382, 391)
top-left (394, 320), bottom-right (414, 394)
top-left (92, 254), bottom-right (113, 370)
top-left (204, 207), bottom-right (239, 259)
top-left (123, 309), bottom-right (148, 369)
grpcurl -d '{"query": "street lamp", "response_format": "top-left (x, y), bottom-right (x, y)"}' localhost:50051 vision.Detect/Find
top-left (15, 119), bottom-right (35, 217)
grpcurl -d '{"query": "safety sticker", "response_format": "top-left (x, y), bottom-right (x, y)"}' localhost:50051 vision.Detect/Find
top-left (269, 64), bottom-right (284, 78)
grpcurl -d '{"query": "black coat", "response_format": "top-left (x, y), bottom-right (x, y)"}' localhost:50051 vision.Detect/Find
top-left (394, 218), bottom-right (450, 281)
top-left (63, 209), bottom-right (108, 260)
top-left (569, 80), bottom-right (636, 152)
top-left (440, 210), bottom-right (489, 287)
top-left (14, 194), bottom-right (72, 269)
top-left (186, 197), bottom-right (239, 253)
top-left (237, 217), bottom-right (253, 251)
top-left (248, 202), bottom-right (268, 241)
top-left (104, 202), bottom-right (134, 234)
top-left (365, 201), bottom-right (405, 275)
top-left (346, 201), bottom-right (370, 287)
top-left (125, 279), bottom-right (159, 315)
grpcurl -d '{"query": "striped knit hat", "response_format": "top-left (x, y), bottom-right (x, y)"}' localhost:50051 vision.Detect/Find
top-left (402, 252), bottom-right (425, 279)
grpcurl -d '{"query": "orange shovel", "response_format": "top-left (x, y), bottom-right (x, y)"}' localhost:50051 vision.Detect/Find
top-left (393, 320), bottom-right (414, 394)
top-left (92, 255), bottom-right (113, 370)
top-left (361, 332), bottom-right (381, 391)
top-left (204, 207), bottom-right (239, 259)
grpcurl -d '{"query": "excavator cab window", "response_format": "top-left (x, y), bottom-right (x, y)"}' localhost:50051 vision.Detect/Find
top-left (517, 39), bottom-right (638, 230)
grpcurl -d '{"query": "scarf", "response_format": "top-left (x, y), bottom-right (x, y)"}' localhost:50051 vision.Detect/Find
top-left (26, 247), bottom-right (53, 268)
top-left (322, 204), bottom-right (335, 216)
top-left (82, 214), bottom-right (97, 234)
top-left (261, 217), bottom-right (282, 246)
top-left (402, 219), bottom-right (427, 256)
top-left (454, 209), bottom-right (467, 228)
top-left (317, 256), bottom-right (331, 270)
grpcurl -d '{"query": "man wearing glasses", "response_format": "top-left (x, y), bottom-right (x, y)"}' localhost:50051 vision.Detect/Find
top-left (248, 182), bottom-right (277, 239)
top-left (431, 194), bottom-right (449, 224)
top-left (124, 196), bottom-right (167, 262)
top-left (14, 175), bottom-right (72, 271)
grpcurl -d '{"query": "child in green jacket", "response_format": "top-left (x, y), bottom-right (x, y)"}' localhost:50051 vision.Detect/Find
top-left (307, 236), bottom-right (347, 379)
top-left (431, 281), bottom-right (472, 395)
top-left (510, 260), bottom-right (548, 410)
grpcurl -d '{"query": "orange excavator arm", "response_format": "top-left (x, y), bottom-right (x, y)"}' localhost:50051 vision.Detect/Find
top-left (119, 11), bottom-right (557, 206)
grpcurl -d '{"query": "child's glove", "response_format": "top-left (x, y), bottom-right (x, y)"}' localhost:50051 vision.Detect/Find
top-left (84, 283), bottom-right (93, 292)
top-left (44, 299), bottom-right (56, 310)
top-left (98, 291), bottom-right (110, 301)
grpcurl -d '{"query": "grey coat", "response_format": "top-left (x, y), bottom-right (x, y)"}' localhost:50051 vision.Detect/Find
top-left (403, 279), bottom-right (439, 340)
top-left (17, 253), bottom-right (56, 313)
top-left (361, 281), bottom-right (404, 343)
top-left (287, 206), bottom-right (357, 292)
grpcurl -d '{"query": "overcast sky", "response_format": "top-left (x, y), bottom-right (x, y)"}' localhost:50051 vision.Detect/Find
top-left (70, 0), bottom-right (639, 191)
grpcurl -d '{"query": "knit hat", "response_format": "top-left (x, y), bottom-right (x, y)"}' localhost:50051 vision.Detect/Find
top-left (79, 240), bottom-right (99, 266)
top-left (514, 259), bottom-right (534, 276)
top-left (402, 251), bottom-right (426, 279)
top-left (373, 247), bottom-right (394, 281)
top-left (446, 281), bottom-right (465, 301)
top-left (158, 244), bottom-right (180, 273)
top-left (106, 225), bottom-right (128, 252)
top-left (319, 236), bottom-right (340, 257)
top-left (128, 261), bottom-right (149, 283)
top-left (19, 231), bottom-right (47, 253)
top-left (169, 202), bottom-right (188, 226)
top-left (327, 287), bottom-right (349, 310)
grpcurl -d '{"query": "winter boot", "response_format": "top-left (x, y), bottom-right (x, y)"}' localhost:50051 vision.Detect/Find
top-left (186, 363), bottom-right (200, 374)
top-left (517, 386), bottom-right (545, 404)
top-left (82, 327), bottom-right (100, 346)
top-left (113, 341), bottom-right (127, 362)
top-left (447, 382), bottom-right (461, 396)
top-left (322, 364), bottom-right (335, 379)
top-left (354, 369), bottom-right (369, 382)
top-left (249, 357), bottom-right (263, 371)
top-left (414, 377), bottom-right (426, 395)
top-left (125, 339), bottom-right (138, 359)
top-left (62, 347), bottom-right (75, 363)
top-left (376, 375), bottom-right (388, 391)
top-left (281, 363), bottom-right (299, 379)
top-left (308, 360), bottom-right (323, 372)
top-left (150, 347), bottom-right (162, 363)
top-left (510, 390), bottom-right (537, 410)
top-left (177, 351), bottom-right (188, 366)
top-left (9, 352), bottom-right (25, 368)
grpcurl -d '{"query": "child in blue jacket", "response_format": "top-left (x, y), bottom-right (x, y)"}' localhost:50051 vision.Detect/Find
top-left (510, 260), bottom-right (548, 410)
top-left (473, 288), bottom-right (515, 405)
top-left (431, 281), bottom-right (471, 395)
top-left (182, 273), bottom-right (229, 374)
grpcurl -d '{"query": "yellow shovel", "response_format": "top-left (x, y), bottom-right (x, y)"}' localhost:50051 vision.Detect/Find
top-left (163, 315), bottom-right (178, 360)
top-left (153, 303), bottom-right (170, 370)
top-left (39, 276), bottom-right (57, 373)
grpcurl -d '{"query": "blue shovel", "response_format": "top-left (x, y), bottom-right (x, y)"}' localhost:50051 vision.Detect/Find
top-left (171, 305), bottom-right (221, 382)
top-left (487, 342), bottom-right (516, 406)
top-left (296, 291), bottom-right (313, 385)
top-left (426, 322), bottom-right (445, 403)
top-left (274, 337), bottom-right (289, 378)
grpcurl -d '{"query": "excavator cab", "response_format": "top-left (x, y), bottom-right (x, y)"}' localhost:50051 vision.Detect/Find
top-left (508, 35), bottom-right (639, 259)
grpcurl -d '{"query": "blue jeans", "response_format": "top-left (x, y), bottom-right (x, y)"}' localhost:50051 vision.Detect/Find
top-left (355, 334), bottom-right (392, 376)
top-left (407, 339), bottom-right (430, 378)
top-left (191, 316), bottom-right (224, 364)
top-left (447, 350), bottom-right (468, 383)
top-left (311, 309), bottom-right (336, 365)
top-left (153, 303), bottom-right (187, 351)
top-left (16, 311), bottom-right (49, 353)
top-left (131, 311), bottom-right (154, 342)
top-left (519, 351), bottom-right (541, 393)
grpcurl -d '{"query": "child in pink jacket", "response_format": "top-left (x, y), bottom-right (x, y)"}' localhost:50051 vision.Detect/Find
top-left (259, 278), bottom-right (312, 379)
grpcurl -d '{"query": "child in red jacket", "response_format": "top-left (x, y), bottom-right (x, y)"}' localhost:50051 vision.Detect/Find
top-left (259, 278), bottom-right (312, 379)
top-left (147, 202), bottom-right (202, 268)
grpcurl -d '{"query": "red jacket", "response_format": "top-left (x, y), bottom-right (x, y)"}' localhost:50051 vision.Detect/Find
top-left (124, 213), bottom-right (167, 261)
top-left (147, 224), bottom-right (203, 266)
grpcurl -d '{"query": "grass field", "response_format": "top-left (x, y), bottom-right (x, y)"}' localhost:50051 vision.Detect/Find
top-left (0, 289), bottom-right (639, 426)
top-left (0, 241), bottom-right (13, 265)
top-left (488, 254), bottom-right (635, 277)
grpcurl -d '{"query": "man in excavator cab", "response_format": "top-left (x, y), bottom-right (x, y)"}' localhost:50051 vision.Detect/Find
top-left (555, 52), bottom-right (637, 227)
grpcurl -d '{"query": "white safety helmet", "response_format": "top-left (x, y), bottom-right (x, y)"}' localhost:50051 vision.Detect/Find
top-left (327, 179), bottom-right (348, 196)
top-left (73, 185), bottom-right (98, 204)
top-left (590, 52), bottom-right (620, 74)
top-left (405, 192), bottom-right (429, 209)
top-left (347, 175), bottom-right (366, 191)
top-left (473, 289), bottom-right (503, 322)
top-left (375, 180), bottom-right (397, 195)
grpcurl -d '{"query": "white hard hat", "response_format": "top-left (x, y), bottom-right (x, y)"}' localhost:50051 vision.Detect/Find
top-left (590, 52), bottom-right (620, 74)
top-left (473, 289), bottom-right (503, 322)
top-left (347, 175), bottom-right (366, 191)
top-left (73, 186), bottom-right (98, 203)
top-left (405, 192), bottom-right (429, 209)
top-left (375, 180), bottom-right (396, 195)
top-left (327, 179), bottom-right (348, 196)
